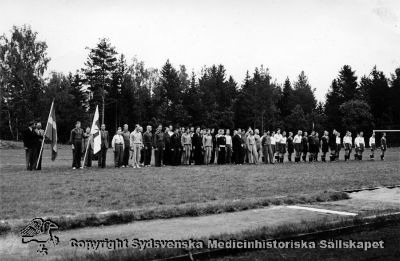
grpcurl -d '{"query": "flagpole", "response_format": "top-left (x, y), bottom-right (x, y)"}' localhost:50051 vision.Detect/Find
top-left (36, 100), bottom-right (54, 169)
top-left (82, 134), bottom-right (91, 168)
top-left (83, 105), bottom-right (99, 168)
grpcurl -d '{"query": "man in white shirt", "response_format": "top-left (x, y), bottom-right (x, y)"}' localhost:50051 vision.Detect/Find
top-left (355, 131), bottom-right (366, 160)
top-left (112, 127), bottom-right (125, 168)
top-left (274, 129), bottom-right (283, 163)
top-left (343, 131), bottom-right (352, 161)
top-left (293, 130), bottom-right (303, 163)
top-left (130, 124), bottom-right (143, 168)
top-left (270, 131), bottom-right (276, 161)
top-left (225, 129), bottom-right (233, 164)
top-left (334, 131), bottom-right (341, 161)
top-left (369, 132), bottom-right (376, 160)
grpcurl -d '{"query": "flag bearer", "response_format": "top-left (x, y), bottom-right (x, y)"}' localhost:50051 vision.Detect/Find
top-left (23, 121), bottom-right (40, 171)
top-left (82, 127), bottom-right (93, 167)
top-left (35, 122), bottom-right (45, 170)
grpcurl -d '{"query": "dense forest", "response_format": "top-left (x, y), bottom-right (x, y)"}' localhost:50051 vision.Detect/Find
top-left (1, 25), bottom-right (399, 144)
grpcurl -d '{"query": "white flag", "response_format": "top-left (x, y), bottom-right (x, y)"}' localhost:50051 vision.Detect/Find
top-left (91, 105), bottom-right (101, 154)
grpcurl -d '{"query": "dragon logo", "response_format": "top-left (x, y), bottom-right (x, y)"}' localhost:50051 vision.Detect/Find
top-left (20, 218), bottom-right (60, 255)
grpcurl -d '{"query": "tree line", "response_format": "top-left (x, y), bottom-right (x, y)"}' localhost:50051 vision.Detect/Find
top-left (1, 25), bottom-right (399, 144)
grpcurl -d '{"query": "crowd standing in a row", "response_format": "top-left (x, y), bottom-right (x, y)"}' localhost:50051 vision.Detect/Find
top-left (67, 122), bottom-right (388, 169)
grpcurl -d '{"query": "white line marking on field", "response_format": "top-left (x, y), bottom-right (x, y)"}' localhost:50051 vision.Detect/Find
top-left (286, 206), bottom-right (357, 216)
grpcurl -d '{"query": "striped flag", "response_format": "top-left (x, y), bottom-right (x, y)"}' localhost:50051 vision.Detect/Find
top-left (91, 105), bottom-right (101, 154)
top-left (45, 100), bottom-right (57, 160)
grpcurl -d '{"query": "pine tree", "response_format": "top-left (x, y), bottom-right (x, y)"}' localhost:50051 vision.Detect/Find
top-left (337, 65), bottom-right (358, 101)
top-left (286, 105), bottom-right (308, 131)
top-left (279, 77), bottom-right (293, 117)
top-left (324, 65), bottom-right (358, 132)
top-left (325, 79), bottom-right (342, 131)
top-left (290, 71), bottom-right (316, 114)
top-left (153, 60), bottom-right (187, 125)
top-left (83, 38), bottom-right (118, 125)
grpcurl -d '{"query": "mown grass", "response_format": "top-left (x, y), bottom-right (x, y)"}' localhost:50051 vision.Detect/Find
top-left (1, 147), bottom-right (399, 221)
top-left (0, 190), bottom-right (348, 235)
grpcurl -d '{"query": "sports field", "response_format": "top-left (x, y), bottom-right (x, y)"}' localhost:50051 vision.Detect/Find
top-left (0, 144), bottom-right (399, 221)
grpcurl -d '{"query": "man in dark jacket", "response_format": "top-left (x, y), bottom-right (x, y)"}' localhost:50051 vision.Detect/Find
top-left (70, 121), bottom-right (84, 169)
top-left (170, 128), bottom-right (182, 166)
top-left (98, 123), bottom-right (109, 168)
top-left (153, 125), bottom-right (165, 167)
top-left (143, 125), bottom-right (153, 167)
top-left (232, 129), bottom-right (244, 164)
top-left (192, 127), bottom-right (203, 165)
top-left (23, 121), bottom-right (39, 171)
top-left (121, 124), bottom-right (130, 167)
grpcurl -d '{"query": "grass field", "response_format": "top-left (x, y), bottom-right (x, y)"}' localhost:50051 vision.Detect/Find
top-left (1, 145), bottom-right (399, 222)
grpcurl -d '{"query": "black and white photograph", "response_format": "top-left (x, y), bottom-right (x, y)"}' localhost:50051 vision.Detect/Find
top-left (0, 0), bottom-right (400, 260)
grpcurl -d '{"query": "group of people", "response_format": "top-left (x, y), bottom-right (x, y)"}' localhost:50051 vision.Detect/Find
top-left (67, 121), bottom-right (389, 169)
top-left (22, 121), bottom-right (45, 171)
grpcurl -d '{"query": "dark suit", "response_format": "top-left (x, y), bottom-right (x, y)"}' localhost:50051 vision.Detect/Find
top-left (98, 130), bottom-right (109, 168)
top-left (143, 131), bottom-right (153, 166)
top-left (192, 133), bottom-right (203, 165)
top-left (217, 135), bottom-right (226, 164)
top-left (153, 131), bottom-right (165, 167)
top-left (23, 127), bottom-right (39, 170)
top-left (232, 134), bottom-right (243, 164)
top-left (122, 131), bottom-right (130, 167)
top-left (164, 132), bottom-right (171, 165)
top-left (70, 127), bottom-right (84, 168)
top-left (170, 133), bottom-right (181, 166)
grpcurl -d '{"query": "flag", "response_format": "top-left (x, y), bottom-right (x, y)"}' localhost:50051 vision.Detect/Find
top-left (91, 105), bottom-right (101, 154)
top-left (45, 100), bottom-right (57, 160)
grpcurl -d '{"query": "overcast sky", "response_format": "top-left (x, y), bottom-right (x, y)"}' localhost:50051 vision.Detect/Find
top-left (1, 0), bottom-right (399, 101)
